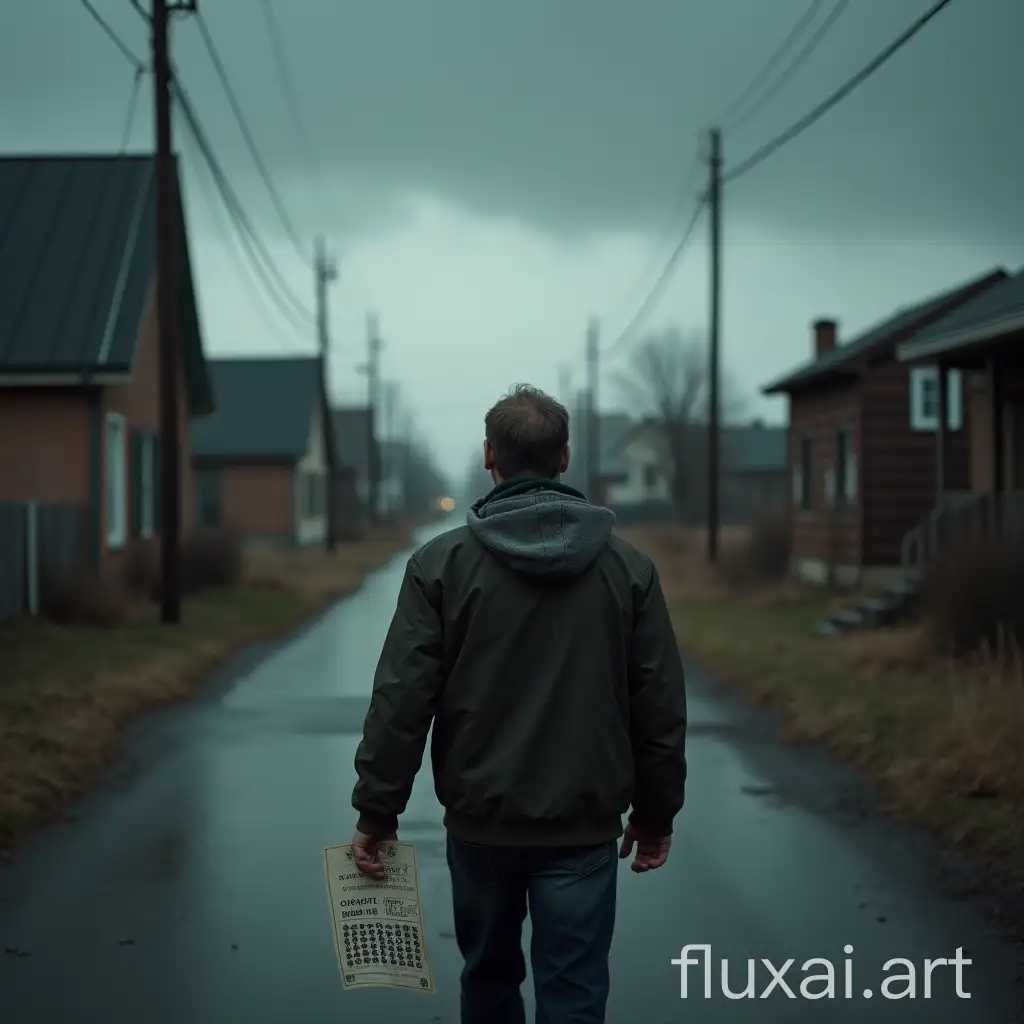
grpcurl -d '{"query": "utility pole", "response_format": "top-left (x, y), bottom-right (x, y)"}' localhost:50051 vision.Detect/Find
top-left (585, 318), bottom-right (600, 503)
top-left (315, 235), bottom-right (338, 550)
top-left (153, 0), bottom-right (196, 625)
top-left (707, 127), bottom-right (722, 563)
top-left (365, 312), bottom-right (382, 523)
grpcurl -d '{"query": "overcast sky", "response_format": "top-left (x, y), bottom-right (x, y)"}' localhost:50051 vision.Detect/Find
top-left (3, 0), bottom-right (1022, 480)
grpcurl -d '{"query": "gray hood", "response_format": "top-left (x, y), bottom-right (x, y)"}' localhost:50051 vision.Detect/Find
top-left (467, 482), bottom-right (616, 581)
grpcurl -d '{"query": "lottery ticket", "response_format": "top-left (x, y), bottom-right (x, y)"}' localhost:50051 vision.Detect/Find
top-left (324, 841), bottom-right (435, 992)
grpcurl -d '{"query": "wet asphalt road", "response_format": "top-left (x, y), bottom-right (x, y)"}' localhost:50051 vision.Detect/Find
top-left (1, 521), bottom-right (1022, 1022)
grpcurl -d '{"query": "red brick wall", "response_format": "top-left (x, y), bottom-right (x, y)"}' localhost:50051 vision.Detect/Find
top-left (221, 464), bottom-right (295, 540)
top-left (102, 284), bottom-right (195, 564)
top-left (0, 390), bottom-right (91, 503)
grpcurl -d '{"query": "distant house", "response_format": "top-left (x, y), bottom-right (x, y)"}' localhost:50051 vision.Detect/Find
top-left (331, 406), bottom-right (377, 529)
top-left (762, 268), bottom-right (1008, 586)
top-left (720, 421), bottom-right (788, 522)
top-left (896, 267), bottom-right (1024, 566)
top-left (602, 416), bottom-right (673, 521)
top-left (190, 357), bottom-right (332, 547)
top-left (599, 416), bottom-right (787, 525)
top-left (0, 154), bottom-right (213, 575)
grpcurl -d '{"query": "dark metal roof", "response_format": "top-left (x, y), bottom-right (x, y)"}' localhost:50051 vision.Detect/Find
top-left (722, 423), bottom-right (786, 472)
top-left (0, 153), bottom-right (213, 413)
top-left (898, 266), bottom-right (1024, 358)
top-left (191, 357), bottom-right (321, 460)
top-left (762, 268), bottom-right (1008, 395)
top-left (331, 406), bottom-right (374, 471)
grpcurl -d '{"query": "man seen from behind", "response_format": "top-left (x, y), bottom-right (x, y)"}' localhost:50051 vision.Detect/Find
top-left (351, 384), bottom-right (688, 1024)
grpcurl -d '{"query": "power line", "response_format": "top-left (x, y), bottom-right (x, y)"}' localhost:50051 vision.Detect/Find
top-left (177, 101), bottom-right (310, 351)
top-left (79, 0), bottom-right (144, 71)
top-left (78, 0), bottom-right (314, 332)
top-left (724, 0), bottom-right (958, 185)
top-left (717, 0), bottom-right (825, 130)
top-left (120, 66), bottom-right (147, 152)
top-left (193, 10), bottom-right (312, 266)
top-left (726, 0), bottom-right (851, 135)
top-left (604, 194), bottom-right (708, 355)
top-left (602, 153), bottom-right (702, 331)
top-left (173, 75), bottom-right (317, 331)
top-left (259, 0), bottom-right (334, 223)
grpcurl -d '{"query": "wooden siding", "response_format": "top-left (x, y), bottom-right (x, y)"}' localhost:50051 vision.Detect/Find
top-left (861, 360), bottom-right (970, 566)
top-left (969, 367), bottom-right (1024, 492)
top-left (787, 381), bottom-right (862, 566)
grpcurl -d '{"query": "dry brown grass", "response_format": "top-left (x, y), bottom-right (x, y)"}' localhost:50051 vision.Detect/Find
top-left (0, 533), bottom-right (411, 860)
top-left (625, 525), bottom-right (1024, 886)
top-left (620, 524), bottom-right (804, 604)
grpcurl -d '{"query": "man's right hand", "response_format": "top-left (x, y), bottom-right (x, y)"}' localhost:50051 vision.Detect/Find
top-left (618, 823), bottom-right (671, 872)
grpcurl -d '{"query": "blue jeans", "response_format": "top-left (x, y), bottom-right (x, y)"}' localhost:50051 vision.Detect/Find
top-left (446, 834), bottom-right (618, 1024)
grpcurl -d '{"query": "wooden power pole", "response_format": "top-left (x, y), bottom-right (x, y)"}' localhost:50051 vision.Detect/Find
top-left (315, 235), bottom-right (338, 550)
top-left (707, 127), bottom-right (722, 563)
top-left (153, 0), bottom-right (196, 624)
top-left (585, 318), bottom-right (600, 502)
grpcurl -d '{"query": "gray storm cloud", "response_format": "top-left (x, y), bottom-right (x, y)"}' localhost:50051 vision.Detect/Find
top-left (2, 0), bottom-right (1020, 246)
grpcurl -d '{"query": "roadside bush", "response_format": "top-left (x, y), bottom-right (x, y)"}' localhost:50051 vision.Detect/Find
top-left (41, 569), bottom-right (128, 628)
top-left (122, 541), bottom-right (161, 600)
top-left (922, 535), bottom-right (1024, 661)
top-left (181, 528), bottom-right (243, 594)
top-left (720, 515), bottom-right (791, 586)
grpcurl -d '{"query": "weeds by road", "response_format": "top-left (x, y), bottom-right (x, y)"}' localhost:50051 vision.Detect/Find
top-left (0, 531), bottom-right (410, 860)
top-left (624, 525), bottom-right (1024, 888)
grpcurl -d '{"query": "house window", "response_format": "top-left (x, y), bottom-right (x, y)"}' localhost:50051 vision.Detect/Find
top-left (139, 433), bottom-right (156, 537)
top-left (834, 425), bottom-right (857, 503)
top-left (105, 413), bottom-right (127, 548)
top-left (195, 468), bottom-right (222, 528)
top-left (798, 436), bottom-right (813, 510)
top-left (302, 472), bottom-right (326, 518)
top-left (643, 464), bottom-right (658, 489)
top-left (910, 366), bottom-right (963, 432)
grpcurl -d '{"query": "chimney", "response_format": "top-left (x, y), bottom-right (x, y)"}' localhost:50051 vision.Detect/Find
top-left (813, 319), bottom-right (837, 357)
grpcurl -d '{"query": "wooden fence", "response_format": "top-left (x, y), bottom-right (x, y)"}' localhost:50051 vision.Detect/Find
top-left (0, 502), bottom-right (87, 621)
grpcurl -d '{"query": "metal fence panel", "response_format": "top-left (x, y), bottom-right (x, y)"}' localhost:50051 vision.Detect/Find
top-left (0, 502), bottom-right (86, 622)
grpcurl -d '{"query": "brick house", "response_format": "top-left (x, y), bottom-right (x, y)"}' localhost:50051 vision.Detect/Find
top-left (896, 266), bottom-right (1024, 562)
top-left (762, 268), bottom-right (1008, 587)
top-left (0, 154), bottom-right (213, 572)
top-left (190, 356), bottom-right (333, 547)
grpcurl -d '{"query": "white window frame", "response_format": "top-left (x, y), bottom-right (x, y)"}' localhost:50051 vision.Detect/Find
top-left (140, 433), bottom-right (156, 538)
top-left (910, 366), bottom-right (963, 432)
top-left (105, 412), bottom-right (127, 548)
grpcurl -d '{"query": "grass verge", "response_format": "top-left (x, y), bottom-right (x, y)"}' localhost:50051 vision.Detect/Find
top-left (624, 526), bottom-right (1024, 888)
top-left (0, 532), bottom-right (410, 860)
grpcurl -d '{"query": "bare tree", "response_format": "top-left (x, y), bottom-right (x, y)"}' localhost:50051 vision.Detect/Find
top-left (615, 327), bottom-right (745, 521)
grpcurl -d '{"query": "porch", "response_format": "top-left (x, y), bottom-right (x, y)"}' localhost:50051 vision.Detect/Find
top-left (897, 299), bottom-right (1024, 571)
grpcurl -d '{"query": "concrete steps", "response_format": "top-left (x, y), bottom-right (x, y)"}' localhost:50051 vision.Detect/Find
top-left (812, 573), bottom-right (923, 638)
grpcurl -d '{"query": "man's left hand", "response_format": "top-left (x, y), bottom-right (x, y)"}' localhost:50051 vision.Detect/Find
top-left (352, 829), bottom-right (398, 880)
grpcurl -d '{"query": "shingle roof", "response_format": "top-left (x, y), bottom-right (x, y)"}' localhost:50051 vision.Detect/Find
top-left (191, 357), bottom-right (320, 460)
top-left (0, 153), bottom-right (213, 413)
top-left (901, 266), bottom-right (1024, 353)
top-left (762, 268), bottom-right (1007, 395)
top-left (331, 406), bottom-right (374, 471)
